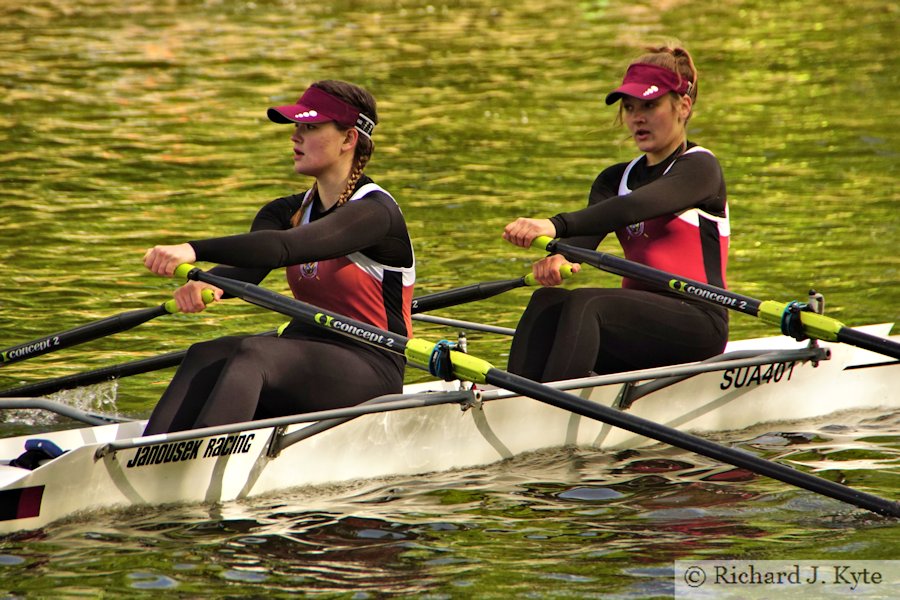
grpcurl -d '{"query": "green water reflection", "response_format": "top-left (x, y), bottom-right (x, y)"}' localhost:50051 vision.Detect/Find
top-left (2, 0), bottom-right (897, 410)
top-left (0, 0), bottom-right (898, 596)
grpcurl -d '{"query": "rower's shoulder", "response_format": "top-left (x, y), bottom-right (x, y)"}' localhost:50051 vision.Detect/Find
top-left (598, 161), bottom-right (630, 179)
top-left (267, 192), bottom-right (306, 210)
top-left (675, 145), bottom-right (724, 181)
top-left (250, 192), bottom-right (307, 229)
top-left (681, 143), bottom-right (721, 165)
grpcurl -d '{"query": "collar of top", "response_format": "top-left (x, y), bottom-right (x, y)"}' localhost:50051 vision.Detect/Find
top-left (267, 87), bottom-right (375, 138)
top-left (604, 63), bottom-right (692, 105)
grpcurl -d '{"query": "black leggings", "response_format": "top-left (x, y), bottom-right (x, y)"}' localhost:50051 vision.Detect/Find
top-left (143, 335), bottom-right (403, 435)
top-left (507, 287), bottom-right (728, 382)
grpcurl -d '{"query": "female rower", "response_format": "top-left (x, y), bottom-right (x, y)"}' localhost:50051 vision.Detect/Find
top-left (142, 80), bottom-right (415, 434)
top-left (502, 46), bottom-right (729, 382)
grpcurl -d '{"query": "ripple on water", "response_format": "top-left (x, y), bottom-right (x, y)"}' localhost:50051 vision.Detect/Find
top-left (128, 572), bottom-right (179, 590)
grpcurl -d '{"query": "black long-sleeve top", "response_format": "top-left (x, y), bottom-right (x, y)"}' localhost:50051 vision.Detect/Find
top-left (189, 175), bottom-right (414, 288)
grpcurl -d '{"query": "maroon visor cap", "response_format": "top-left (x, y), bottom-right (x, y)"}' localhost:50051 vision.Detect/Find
top-left (267, 86), bottom-right (375, 138)
top-left (604, 63), bottom-right (692, 105)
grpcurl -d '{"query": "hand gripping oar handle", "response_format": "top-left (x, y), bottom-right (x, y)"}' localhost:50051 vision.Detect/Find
top-left (0, 289), bottom-right (215, 367)
top-left (531, 236), bottom-right (900, 360)
top-left (173, 264), bottom-right (496, 384)
top-left (411, 265), bottom-right (574, 314)
top-left (175, 263), bottom-right (899, 517)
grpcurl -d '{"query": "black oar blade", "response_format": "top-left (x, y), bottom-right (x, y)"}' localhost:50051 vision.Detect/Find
top-left (1, 305), bottom-right (168, 367)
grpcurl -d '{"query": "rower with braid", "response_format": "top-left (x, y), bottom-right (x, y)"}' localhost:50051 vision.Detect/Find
top-left (142, 80), bottom-right (415, 434)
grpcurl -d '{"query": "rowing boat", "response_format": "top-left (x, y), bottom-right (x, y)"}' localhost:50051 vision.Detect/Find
top-left (2, 323), bottom-right (896, 534)
top-left (3, 245), bottom-right (898, 532)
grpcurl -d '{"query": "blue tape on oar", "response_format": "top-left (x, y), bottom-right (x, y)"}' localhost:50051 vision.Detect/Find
top-left (780, 301), bottom-right (810, 341)
top-left (428, 339), bottom-right (456, 381)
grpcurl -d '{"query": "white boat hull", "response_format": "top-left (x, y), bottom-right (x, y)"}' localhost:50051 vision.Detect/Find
top-left (1, 325), bottom-right (897, 533)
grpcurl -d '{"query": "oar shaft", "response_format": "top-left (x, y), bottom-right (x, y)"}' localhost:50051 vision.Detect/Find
top-left (0, 351), bottom-right (185, 398)
top-left (179, 265), bottom-right (494, 383)
top-left (0, 305), bottom-right (167, 367)
top-left (178, 265), bottom-right (414, 354)
top-left (0, 329), bottom-right (281, 398)
top-left (836, 327), bottom-right (900, 360)
top-left (175, 264), bottom-right (899, 517)
top-left (483, 368), bottom-right (900, 517)
top-left (537, 237), bottom-right (900, 359)
top-left (412, 277), bottom-right (526, 313)
top-left (410, 265), bottom-right (574, 314)
top-left (544, 238), bottom-right (762, 318)
top-left (0, 290), bottom-right (215, 368)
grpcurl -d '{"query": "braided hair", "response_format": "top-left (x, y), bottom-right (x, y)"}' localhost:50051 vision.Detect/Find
top-left (290, 80), bottom-right (378, 227)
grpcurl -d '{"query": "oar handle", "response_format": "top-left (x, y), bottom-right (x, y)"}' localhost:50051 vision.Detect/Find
top-left (531, 235), bottom-right (556, 252)
top-left (174, 263), bottom-right (197, 281)
top-left (162, 288), bottom-right (216, 314)
top-left (523, 263), bottom-right (575, 286)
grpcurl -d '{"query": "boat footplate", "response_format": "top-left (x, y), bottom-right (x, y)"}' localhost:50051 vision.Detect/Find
top-left (8, 439), bottom-right (67, 471)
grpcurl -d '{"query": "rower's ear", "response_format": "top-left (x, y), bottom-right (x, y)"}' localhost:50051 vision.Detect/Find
top-left (679, 94), bottom-right (693, 122)
top-left (342, 127), bottom-right (359, 151)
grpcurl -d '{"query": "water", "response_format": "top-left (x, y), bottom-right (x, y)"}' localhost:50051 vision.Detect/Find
top-left (1, 0), bottom-right (898, 596)
top-left (1, 414), bottom-right (899, 597)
